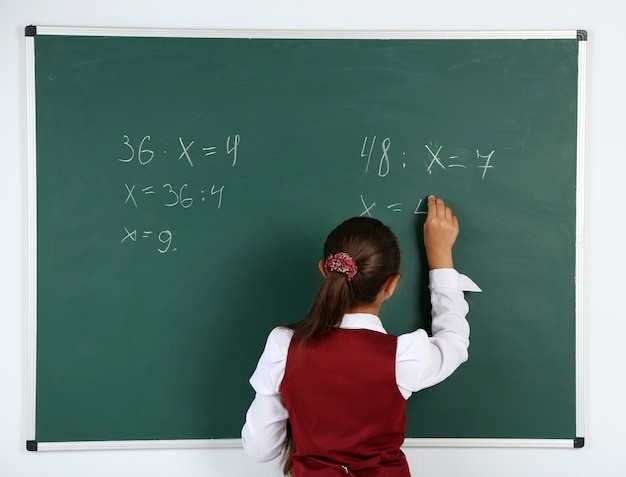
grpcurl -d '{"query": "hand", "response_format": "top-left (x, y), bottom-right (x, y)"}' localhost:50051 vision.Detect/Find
top-left (423, 195), bottom-right (458, 270)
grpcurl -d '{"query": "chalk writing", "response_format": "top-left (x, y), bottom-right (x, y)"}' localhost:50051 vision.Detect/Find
top-left (414, 198), bottom-right (428, 215)
top-left (163, 183), bottom-right (193, 209)
top-left (117, 133), bottom-right (239, 252)
top-left (356, 136), bottom-right (497, 219)
top-left (360, 136), bottom-right (391, 177)
top-left (226, 134), bottom-right (240, 167)
top-left (477, 149), bottom-right (495, 179)
top-left (210, 185), bottom-right (224, 209)
top-left (118, 135), bottom-right (154, 165)
top-left (122, 183), bottom-right (223, 210)
top-left (124, 183), bottom-right (138, 208)
top-left (359, 137), bottom-right (496, 179)
top-left (425, 145), bottom-right (445, 173)
top-left (121, 226), bottom-right (177, 253)
top-left (158, 230), bottom-right (174, 253)
top-left (359, 194), bottom-right (376, 217)
top-left (424, 144), bottom-right (496, 178)
top-left (359, 194), bottom-right (430, 217)
top-left (117, 133), bottom-right (497, 253)
top-left (427, 145), bottom-right (496, 178)
top-left (178, 137), bottom-right (195, 167)
top-left (118, 133), bottom-right (241, 167)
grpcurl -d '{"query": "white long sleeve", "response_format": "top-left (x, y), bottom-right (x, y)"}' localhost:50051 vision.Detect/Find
top-left (241, 327), bottom-right (292, 462)
top-left (396, 268), bottom-right (481, 397)
top-left (241, 392), bottom-right (289, 462)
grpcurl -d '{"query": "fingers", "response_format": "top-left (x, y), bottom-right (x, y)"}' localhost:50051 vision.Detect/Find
top-left (427, 195), bottom-right (436, 216)
top-left (427, 195), bottom-right (454, 220)
top-left (423, 195), bottom-right (458, 270)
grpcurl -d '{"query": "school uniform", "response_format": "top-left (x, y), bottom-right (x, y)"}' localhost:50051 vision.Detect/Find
top-left (242, 268), bottom-right (480, 475)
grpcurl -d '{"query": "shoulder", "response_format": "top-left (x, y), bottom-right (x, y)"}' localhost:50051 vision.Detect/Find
top-left (249, 327), bottom-right (294, 395)
top-left (265, 326), bottom-right (294, 357)
top-left (259, 326), bottom-right (294, 370)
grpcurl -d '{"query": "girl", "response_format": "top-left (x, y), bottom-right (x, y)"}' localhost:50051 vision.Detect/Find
top-left (242, 196), bottom-right (480, 476)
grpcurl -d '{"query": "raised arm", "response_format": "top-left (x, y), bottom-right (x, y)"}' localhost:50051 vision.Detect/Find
top-left (396, 196), bottom-right (480, 397)
top-left (423, 195), bottom-right (458, 270)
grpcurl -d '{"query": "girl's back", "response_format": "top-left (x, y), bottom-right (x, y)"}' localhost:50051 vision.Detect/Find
top-left (282, 328), bottom-right (410, 476)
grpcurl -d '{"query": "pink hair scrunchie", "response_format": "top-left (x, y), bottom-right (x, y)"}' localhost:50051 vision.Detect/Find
top-left (324, 252), bottom-right (358, 282)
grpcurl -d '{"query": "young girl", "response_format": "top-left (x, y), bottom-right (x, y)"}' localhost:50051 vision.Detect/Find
top-left (242, 196), bottom-right (480, 476)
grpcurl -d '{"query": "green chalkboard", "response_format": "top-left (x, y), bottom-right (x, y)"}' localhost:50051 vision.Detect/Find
top-left (27, 28), bottom-right (585, 449)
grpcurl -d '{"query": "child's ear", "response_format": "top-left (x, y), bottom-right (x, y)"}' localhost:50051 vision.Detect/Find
top-left (318, 259), bottom-right (327, 277)
top-left (383, 274), bottom-right (401, 300)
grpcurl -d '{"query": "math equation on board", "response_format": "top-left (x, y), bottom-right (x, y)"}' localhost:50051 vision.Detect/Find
top-left (117, 133), bottom-right (496, 253)
top-left (357, 136), bottom-right (495, 217)
top-left (118, 133), bottom-right (240, 254)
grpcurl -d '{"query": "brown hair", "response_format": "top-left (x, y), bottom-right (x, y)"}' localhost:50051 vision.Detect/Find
top-left (281, 216), bottom-right (401, 474)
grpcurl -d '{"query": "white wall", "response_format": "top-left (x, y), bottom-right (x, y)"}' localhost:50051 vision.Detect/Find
top-left (2, 0), bottom-right (625, 475)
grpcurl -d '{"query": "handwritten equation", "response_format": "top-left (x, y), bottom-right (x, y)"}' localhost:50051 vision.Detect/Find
top-left (118, 133), bottom-right (240, 253)
top-left (358, 194), bottom-right (429, 218)
top-left (124, 183), bottom-right (224, 210)
top-left (121, 227), bottom-right (176, 253)
top-left (360, 136), bottom-right (495, 179)
top-left (118, 134), bottom-right (240, 168)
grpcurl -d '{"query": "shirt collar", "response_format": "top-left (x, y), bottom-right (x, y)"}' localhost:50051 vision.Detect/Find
top-left (339, 313), bottom-right (388, 334)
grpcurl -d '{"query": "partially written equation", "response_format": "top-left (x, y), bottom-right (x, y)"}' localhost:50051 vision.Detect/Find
top-left (358, 136), bottom-right (496, 217)
top-left (118, 133), bottom-right (240, 253)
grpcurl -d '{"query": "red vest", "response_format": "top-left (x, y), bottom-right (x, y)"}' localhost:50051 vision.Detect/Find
top-left (281, 328), bottom-right (411, 476)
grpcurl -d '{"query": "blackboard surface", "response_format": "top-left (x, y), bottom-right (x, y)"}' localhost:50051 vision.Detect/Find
top-left (28, 28), bottom-right (584, 448)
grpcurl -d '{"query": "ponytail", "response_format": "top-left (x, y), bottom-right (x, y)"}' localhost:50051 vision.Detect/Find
top-left (292, 272), bottom-right (352, 342)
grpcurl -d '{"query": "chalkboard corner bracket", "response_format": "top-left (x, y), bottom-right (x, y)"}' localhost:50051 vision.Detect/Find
top-left (26, 440), bottom-right (38, 451)
top-left (574, 437), bottom-right (585, 448)
top-left (25, 25), bottom-right (37, 37)
top-left (577, 30), bottom-right (588, 41)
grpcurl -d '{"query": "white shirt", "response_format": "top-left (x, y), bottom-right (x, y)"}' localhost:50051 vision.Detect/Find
top-left (241, 268), bottom-right (480, 463)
